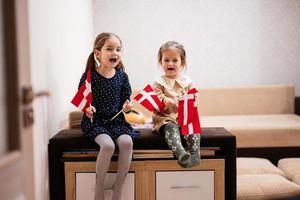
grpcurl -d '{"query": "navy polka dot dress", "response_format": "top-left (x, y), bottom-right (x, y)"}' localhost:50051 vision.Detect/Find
top-left (79, 68), bottom-right (136, 140)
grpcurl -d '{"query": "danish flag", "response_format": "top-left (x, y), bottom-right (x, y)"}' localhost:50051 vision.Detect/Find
top-left (71, 69), bottom-right (92, 112)
top-left (177, 88), bottom-right (201, 135)
top-left (134, 85), bottom-right (164, 113)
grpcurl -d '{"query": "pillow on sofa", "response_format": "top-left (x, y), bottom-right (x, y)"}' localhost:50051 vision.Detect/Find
top-left (278, 158), bottom-right (300, 186)
top-left (238, 174), bottom-right (300, 200)
top-left (237, 157), bottom-right (284, 176)
top-left (69, 111), bottom-right (83, 129)
top-left (124, 110), bottom-right (148, 125)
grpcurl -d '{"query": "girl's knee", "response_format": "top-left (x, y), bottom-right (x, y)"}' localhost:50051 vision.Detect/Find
top-left (95, 134), bottom-right (115, 156)
top-left (117, 135), bottom-right (133, 150)
top-left (101, 142), bottom-right (115, 155)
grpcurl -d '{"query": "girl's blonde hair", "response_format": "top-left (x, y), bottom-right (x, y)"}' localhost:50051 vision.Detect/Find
top-left (85, 32), bottom-right (125, 73)
top-left (158, 41), bottom-right (187, 68)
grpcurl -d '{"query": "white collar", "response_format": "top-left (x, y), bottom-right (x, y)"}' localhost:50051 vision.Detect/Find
top-left (154, 75), bottom-right (192, 89)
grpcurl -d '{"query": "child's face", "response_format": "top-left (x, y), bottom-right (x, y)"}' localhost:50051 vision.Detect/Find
top-left (95, 36), bottom-right (122, 69)
top-left (161, 48), bottom-right (183, 79)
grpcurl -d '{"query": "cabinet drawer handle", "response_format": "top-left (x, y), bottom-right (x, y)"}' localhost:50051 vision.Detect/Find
top-left (171, 185), bottom-right (200, 189)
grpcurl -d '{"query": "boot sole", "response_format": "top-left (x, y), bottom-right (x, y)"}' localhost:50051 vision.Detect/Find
top-left (178, 153), bottom-right (191, 165)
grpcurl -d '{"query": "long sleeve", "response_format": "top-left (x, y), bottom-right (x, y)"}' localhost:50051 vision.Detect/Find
top-left (152, 81), bottom-right (166, 102)
top-left (120, 72), bottom-right (132, 108)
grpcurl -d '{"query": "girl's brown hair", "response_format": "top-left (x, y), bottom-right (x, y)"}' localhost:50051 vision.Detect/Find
top-left (85, 32), bottom-right (125, 73)
top-left (157, 41), bottom-right (187, 68)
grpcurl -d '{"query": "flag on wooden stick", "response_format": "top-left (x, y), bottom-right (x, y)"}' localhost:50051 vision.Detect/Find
top-left (71, 69), bottom-right (92, 112)
top-left (133, 84), bottom-right (164, 113)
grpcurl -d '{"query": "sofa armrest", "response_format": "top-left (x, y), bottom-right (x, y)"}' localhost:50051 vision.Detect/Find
top-left (295, 97), bottom-right (300, 116)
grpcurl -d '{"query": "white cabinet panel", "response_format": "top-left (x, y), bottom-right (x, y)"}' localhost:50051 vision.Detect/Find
top-left (76, 172), bottom-right (135, 200)
top-left (156, 171), bottom-right (214, 200)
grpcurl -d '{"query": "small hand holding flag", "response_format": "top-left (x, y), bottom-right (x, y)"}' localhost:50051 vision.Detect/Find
top-left (133, 84), bottom-right (164, 113)
top-left (177, 88), bottom-right (201, 135)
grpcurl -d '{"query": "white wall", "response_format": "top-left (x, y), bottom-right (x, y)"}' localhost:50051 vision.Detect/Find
top-left (28, 0), bottom-right (93, 199)
top-left (29, 0), bottom-right (94, 134)
top-left (93, 0), bottom-right (300, 95)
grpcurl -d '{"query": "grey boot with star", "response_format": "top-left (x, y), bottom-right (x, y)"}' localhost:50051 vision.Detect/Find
top-left (185, 134), bottom-right (201, 168)
top-left (162, 123), bottom-right (191, 166)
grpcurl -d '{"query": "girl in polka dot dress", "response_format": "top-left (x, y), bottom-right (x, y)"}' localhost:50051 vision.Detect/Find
top-left (78, 32), bottom-right (135, 200)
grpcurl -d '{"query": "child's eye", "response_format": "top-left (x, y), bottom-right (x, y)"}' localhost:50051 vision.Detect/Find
top-left (164, 59), bottom-right (169, 62)
top-left (116, 48), bottom-right (121, 52)
top-left (106, 48), bottom-right (112, 51)
top-left (173, 59), bottom-right (178, 62)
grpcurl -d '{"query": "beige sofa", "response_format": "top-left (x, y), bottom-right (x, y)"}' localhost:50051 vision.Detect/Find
top-left (237, 157), bottom-right (300, 199)
top-left (198, 85), bottom-right (300, 148)
top-left (131, 84), bottom-right (300, 149)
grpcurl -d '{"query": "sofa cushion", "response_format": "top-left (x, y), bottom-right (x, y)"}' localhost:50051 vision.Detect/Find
top-left (198, 85), bottom-right (294, 116)
top-left (278, 158), bottom-right (300, 186)
top-left (133, 85), bottom-right (295, 116)
top-left (237, 157), bottom-right (284, 176)
top-left (202, 114), bottom-right (300, 148)
top-left (237, 174), bottom-right (300, 200)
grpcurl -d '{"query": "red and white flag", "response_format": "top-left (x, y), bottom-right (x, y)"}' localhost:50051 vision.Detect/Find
top-left (177, 88), bottom-right (201, 135)
top-left (134, 84), bottom-right (164, 113)
top-left (71, 69), bottom-right (92, 112)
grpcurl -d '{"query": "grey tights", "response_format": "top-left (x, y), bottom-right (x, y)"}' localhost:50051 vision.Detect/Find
top-left (94, 134), bottom-right (133, 200)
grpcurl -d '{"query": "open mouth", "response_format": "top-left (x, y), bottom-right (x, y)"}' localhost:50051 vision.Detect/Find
top-left (109, 58), bottom-right (118, 63)
top-left (167, 67), bottom-right (175, 71)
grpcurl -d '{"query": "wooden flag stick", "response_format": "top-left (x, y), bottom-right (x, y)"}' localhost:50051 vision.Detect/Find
top-left (90, 105), bottom-right (93, 123)
top-left (111, 109), bottom-right (123, 121)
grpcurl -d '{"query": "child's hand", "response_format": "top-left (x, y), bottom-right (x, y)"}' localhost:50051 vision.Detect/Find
top-left (85, 105), bottom-right (96, 119)
top-left (122, 99), bottom-right (132, 113)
